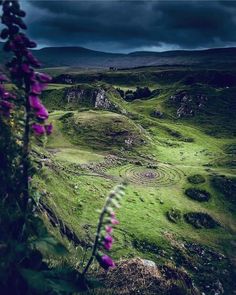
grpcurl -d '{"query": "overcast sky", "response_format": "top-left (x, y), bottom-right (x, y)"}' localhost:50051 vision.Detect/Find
top-left (21, 0), bottom-right (236, 53)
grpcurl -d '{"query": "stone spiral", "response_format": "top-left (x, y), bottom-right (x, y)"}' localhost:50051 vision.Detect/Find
top-left (116, 164), bottom-right (184, 187)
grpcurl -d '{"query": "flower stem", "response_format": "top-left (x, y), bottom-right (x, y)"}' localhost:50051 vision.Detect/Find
top-left (22, 83), bottom-right (30, 213)
top-left (82, 192), bottom-right (113, 276)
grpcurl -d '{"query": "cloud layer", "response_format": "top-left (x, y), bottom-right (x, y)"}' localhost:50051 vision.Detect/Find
top-left (22, 0), bottom-right (236, 52)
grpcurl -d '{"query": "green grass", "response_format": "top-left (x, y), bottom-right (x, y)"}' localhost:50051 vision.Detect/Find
top-left (57, 110), bottom-right (149, 152)
top-left (40, 106), bottom-right (236, 257)
top-left (34, 67), bottom-right (236, 293)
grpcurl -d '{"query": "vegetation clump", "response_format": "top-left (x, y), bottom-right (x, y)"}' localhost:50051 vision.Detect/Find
top-left (185, 188), bottom-right (210, 202)
top-left (184, 212), bottom-right (220, 229)
top-left (97, 258), bottom-right (200, 295)
top-left (211, 175), bottom-right (236, 205)
top-left (166, 208), bottom-right (182, 223)
top-left (187, 174), bottom-right (206, 184)
top-left (117, 86), bottom-right (152, 101)
top-left (132, 239), bottom-right (160, 255)
top-left (151, 108), bottom-right (164, 118)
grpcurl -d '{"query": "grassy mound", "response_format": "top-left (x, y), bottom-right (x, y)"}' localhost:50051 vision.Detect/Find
top-left (187, 174), bottom-right (206, 184)
top-left (185, 188), bottom-right (211, 202)
top-left (59, 110), bottom-right (147, 151)
top-left (184, 212), bottom-right (220, 229)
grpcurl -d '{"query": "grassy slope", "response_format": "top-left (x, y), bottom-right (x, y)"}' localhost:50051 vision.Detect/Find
top-left (35, 68), bottom-right (236, 293)
top-left (41, 105), bottom-right (236, 254)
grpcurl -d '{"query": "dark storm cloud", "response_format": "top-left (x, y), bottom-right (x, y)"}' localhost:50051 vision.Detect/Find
top-left (22, 0), bottom-right (236, 52)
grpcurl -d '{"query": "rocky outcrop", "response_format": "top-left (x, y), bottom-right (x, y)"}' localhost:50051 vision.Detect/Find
top-left (65, 86), bottom-right (115, 110)
top-left (66, 88), bottom-right (86, 104)
top-left (94, 89), bottom-right (112, 109)
top-left (170, 91), bottom-right (208, 118)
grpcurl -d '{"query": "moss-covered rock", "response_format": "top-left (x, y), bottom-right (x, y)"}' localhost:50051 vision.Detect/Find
top-left (166, 208), bottom-right (182, 223)
top-left (184, 212), bottom-right (220, 229)
top-left (185, 188), bottom-right (211, 202)
top-left (187, 174), bottom-right (206, 184)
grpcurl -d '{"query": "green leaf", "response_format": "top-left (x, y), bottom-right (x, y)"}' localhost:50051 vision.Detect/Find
top-left (20, 268), bottom-right (80, 294)
top-left (30, 235), bottom-right (68, 256)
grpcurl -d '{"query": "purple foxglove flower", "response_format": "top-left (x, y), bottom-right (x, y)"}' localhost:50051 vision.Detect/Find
top-left (103, 235), bottom-right (113, 250)
top-left (104, 241), bottom-right (113, 251)
top-left (32, 124), bottom-right (45, 136)
top-left (105, 226), bottom-right (113, 234)
top-left (2, 91), bottom-right (10, 99)
top-left (29, 95), bottom-right (41, 110)
top-left (28, 71), bottom-right (36, 82)
top-left (0, 87), bottom-right (4, 96)
top-left (0, 100), bottom-right (13, 117)
top-left (97, 254), bottom-right (115, 270)
top-left (1, 100), bottom-right (13, 110)
top-left (14, 34), bottom-right (23, 43)
top-left (45, 123), bottom-right (53, 135)
top-left (10, 65), bottom-right (20, 76)
top-left (21, 63), bottom-right (31, 74)
top-left (104, 235), bottom-right (113, 243)
top-left (1, 91), bottom-right (16, 100)
top-left (0, 74), bottom-right (8, 82)
top-left (35, 104), bottom-right (49, 120)
top-left (30, 82), bottom-right (45, 95)
top-left (9, 41), bottom-right (17, 51)
top-left (26, 52), bottom-right (41, 67)
top-left (111, 217), bottom-right (119, 225)
top-left (37, 72), bottom-right (52, 83)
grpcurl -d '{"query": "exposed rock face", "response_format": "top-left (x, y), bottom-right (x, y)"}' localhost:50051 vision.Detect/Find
top-left (170, 91), bottom-right (208, 118)
top-left (65, 86), bottom-right (114, 110)
top-left (94, 89), bottom-right (112, 109)
top-left (124, 137), bottom-right (134, 147)
top-left (66, 88), bottom-right (86, 104)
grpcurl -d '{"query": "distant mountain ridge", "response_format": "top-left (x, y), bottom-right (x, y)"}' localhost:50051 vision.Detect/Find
top-left (0, 44), bottom-right (236, 68)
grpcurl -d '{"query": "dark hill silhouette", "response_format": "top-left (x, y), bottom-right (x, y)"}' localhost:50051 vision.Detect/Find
top-left (0, 44), bottom-right (235, 68)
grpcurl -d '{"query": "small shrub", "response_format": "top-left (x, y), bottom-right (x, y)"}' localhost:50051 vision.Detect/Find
top-left (132, 239), bottom-right (160, 255)
top-left (185, 188), bottom-right (210, 202)
top-left (59, 112), bottom-right (74, 121)
top-left (166, 208), bottom-right (182, 223)
top-left (182, 137), bottom-right (194, 143)
top-left (187, 174), bottom-right (206, 184)
top-left (184, 212), bottom-right (220, 229)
